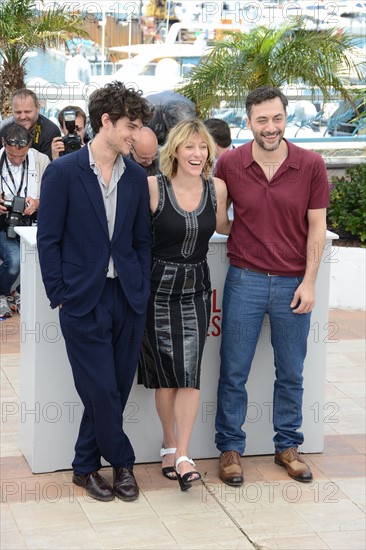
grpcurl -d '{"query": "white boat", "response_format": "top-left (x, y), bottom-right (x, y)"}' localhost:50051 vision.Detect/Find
top-left (101, 42), bottom-right (209, 93)
top-left (339, 1), bottom-right (366, 37)
top-left (99, 21), bottom-right (246, 92)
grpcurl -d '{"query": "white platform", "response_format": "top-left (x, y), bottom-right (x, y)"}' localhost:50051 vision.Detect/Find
top-left (16, 227), bottom-right (336, 473)
top-left (329, 246), bottom-right (366, 310)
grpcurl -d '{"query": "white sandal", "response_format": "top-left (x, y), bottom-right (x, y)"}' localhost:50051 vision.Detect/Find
top-left (175, 456), bottom-right (201, 491)
top-left (160, 447), bottom-right (177, 480)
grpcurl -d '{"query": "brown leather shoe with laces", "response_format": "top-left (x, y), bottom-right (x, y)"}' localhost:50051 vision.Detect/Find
top-left (219, 450), bottom-right (244, 486)
top-left (274, 447), bottom-right (313, 482)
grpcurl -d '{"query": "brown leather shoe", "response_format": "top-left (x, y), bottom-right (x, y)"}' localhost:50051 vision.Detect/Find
top-left (219, 450), bottom-right (244, 486)
top-left (275, 447), bottom-right (313, 482)
top-left (72, 471), bottom-right (114, 501)
top-left (113, 467), bottom-right (139, 501)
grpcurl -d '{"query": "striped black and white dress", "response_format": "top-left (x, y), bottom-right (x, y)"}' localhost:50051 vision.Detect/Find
top-left (139, 174), bottom-right (217, 389)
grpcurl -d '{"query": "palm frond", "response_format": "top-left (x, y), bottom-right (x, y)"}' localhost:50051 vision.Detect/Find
top-left (0, 0), bottom-right (90, 118)
top-left (176, 19), bottom-right (366, 117)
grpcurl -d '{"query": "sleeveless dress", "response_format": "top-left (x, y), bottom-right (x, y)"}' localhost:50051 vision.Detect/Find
top-left (139, 174), bottom-right (217, 389)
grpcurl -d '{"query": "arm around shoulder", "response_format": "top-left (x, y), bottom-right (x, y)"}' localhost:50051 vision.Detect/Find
top-left (214, 177), bottom-right (232, 235)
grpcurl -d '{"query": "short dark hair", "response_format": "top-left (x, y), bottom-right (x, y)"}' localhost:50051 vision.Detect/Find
top-left (148, 98), bottom-right (196, 145)
top-left (162, 100), bottom-right (196, 130)
top-left (11, 88), bottom-right (39, 107)
top-left (204, 118), bottom-right (232, 148)
top-left (3, 123), bottom-right (32, 144)
top-left (58, 105), bottom-right (86, 127)
top-left (88, 81), bottom-right (153, 135)
top-left (245, 86), bottom-right (288, 119)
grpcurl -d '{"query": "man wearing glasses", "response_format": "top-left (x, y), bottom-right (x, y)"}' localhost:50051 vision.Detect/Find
top-left (0, 124), bottom-right (49, 319)
top-left (51, 105), bottom-right (90, 160)
top-left (130, 126), bottom-right (160, 176)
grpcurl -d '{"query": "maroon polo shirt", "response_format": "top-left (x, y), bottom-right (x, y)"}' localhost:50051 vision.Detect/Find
top-left (215, 139), bottom-right (329, 277)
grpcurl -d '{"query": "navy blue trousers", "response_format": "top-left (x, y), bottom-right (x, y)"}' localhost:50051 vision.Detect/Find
top-left (59, 278), bottom-right (146, 475)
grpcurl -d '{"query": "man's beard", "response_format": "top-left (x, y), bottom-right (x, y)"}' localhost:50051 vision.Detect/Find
top-left (253, 130), bottom-right (284, 151)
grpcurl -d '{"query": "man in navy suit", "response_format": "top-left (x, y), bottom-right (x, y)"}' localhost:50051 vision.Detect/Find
top-left (37, 82), bottom-right (153, 502)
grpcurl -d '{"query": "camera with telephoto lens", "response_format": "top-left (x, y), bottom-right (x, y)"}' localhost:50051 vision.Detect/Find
top-left (2, 196), bottom-right (32, 239)
top-left (60, 110), bottom-right (81, 155)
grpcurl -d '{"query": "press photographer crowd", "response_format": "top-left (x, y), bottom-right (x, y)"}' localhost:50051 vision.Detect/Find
top-left (0, 91), bottom-right (91, 319)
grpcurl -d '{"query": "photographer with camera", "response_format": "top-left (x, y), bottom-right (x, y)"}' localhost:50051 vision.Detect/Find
top-left (0, 124), bottom-right (49, 319)
top-left (51, 106), bottom-right (90, 160)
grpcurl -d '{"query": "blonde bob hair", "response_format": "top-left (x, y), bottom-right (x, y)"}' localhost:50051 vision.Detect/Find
top-left (159, 118), bottom-right (216, 180)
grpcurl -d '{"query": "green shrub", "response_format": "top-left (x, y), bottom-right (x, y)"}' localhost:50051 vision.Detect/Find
top-left (327, 163), bottom-right (366, 244)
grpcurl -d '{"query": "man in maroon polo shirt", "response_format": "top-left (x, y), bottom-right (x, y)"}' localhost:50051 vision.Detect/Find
top-left (214, 86), bottom-right (329, 486)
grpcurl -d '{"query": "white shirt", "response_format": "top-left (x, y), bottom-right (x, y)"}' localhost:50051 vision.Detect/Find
top-left (0, 148), bottom-right (40, 200)
top-left (88, 142), bottom-right (126, 278)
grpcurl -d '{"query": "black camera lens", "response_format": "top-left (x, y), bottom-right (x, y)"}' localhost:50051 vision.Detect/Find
top-left (2, 196), bottom-right (30, 239)
top-left (60, 134), bottom-right (82, 156)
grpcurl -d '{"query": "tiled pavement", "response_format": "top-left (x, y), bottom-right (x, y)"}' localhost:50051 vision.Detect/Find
top-left (1, 309), bottom-right (365, 549)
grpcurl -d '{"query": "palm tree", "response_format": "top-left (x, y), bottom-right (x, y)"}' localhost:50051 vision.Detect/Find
top-left (177, 21), bottom-right (366, 117)
top-left (0, 0), bottom-right (89, 118)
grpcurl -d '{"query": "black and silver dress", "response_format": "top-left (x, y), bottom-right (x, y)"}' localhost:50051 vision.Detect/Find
top-left (139, 174), bottom-right (217, 389)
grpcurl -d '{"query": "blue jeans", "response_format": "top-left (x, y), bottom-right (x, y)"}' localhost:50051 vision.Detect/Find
top-left (0, 230), bottom-right (20, 296)
top-left (215, 266), bottom-right (311, 454)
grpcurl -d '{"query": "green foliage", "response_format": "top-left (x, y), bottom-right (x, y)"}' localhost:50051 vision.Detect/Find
top-left (327, 164), bottom-right (366, 244)
top-left (0, 0), bottom-right (89, 118)
top-left (177, 20), bottom-right (366, 117)
top-left (0, 0), bottom-right (88, 58)
top-left (350, 87), bottom-right (366, 133)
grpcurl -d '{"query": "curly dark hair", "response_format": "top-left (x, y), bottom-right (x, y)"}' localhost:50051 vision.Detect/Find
top-left (88, 81), bottom-right (153, 135)
top-left (245, 86), bottom-right (288, 120)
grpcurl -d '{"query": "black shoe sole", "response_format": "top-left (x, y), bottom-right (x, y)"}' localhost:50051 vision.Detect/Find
top-left (113, 489), bottom-right (139, 501)
top-left (219, 476), bottom-right (244, 487)
top-left (72, 476), bottom-right (114, 501)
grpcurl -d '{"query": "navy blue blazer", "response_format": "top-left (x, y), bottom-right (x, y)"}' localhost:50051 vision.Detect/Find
top-left (37, 145), bottom-right (152, 317)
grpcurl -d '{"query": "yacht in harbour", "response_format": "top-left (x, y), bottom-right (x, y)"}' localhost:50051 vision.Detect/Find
top-left (20, 1), bottom-right (365, 143)
top-left (98, 21), bottom-right (245, 92)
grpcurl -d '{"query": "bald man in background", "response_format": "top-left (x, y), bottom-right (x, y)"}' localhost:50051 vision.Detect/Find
top-left (130, 126), bottom-right (160, 176)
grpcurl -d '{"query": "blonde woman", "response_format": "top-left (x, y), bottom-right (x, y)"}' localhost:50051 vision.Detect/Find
top-left (139, 119), bottom-right (231, 491)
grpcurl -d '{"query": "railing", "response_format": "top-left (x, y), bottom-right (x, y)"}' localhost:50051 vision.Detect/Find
top-left (89, 61), bottom-right (124, 76)
top-left (215, 96), bottom-right (365, 140)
